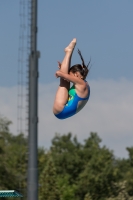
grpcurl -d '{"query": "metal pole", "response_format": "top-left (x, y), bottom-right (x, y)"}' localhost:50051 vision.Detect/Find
top-left (27, 0), bottom-right (40, 199)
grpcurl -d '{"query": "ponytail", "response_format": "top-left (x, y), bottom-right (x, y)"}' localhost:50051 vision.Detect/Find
top-left (69, 49), bottom-right (91, 80)
top-left (77, 49), bottom-right (91, 79)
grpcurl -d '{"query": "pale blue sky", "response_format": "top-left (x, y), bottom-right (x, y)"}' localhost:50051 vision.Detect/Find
top-left (0, 1), bottom-right (133, 86)
top-left (0, 1), bottom-right (133, 158)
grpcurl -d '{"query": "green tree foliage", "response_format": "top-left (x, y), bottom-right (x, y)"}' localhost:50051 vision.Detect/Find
top-left (115, 158), bottom-right (130, 181)
top-left (38, 147), bottom-right (47, 178)
top-left (50, 132), bottom-right (82, 180)
top-left (76, 133), bottom-right (119, 200)
top-left (0, 116), bottom-right (27, 197)
top-left (50, 132), bottom-right (120, 200)
top-left (106, 181), bottom-right (133, 200)
top-left (39, 154), bottom-right (60, 200)
top-left (0, 116), bottom-right (12, 132)
top-left (125, 147), bottom-right (133, 196)
top-left (0, 116), bottom-right (133, 200)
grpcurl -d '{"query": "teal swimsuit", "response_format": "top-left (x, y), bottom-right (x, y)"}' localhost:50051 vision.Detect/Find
top-left (55, 83), bottom-right (90, 120)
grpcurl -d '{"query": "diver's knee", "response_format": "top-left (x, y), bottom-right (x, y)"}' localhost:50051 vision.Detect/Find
top-left (53, 104), bottom-right (64, 115)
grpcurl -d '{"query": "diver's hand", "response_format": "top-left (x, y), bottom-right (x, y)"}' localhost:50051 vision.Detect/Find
top-left (57, 61), bottom-right (62, 69)
top-left (55, 70), bottom-right (60, 78)
top-left (55, 71), bottom-right (69, 82)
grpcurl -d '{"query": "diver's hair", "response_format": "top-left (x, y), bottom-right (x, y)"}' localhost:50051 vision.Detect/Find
top-left (69, 49), bottom-right (91, 80)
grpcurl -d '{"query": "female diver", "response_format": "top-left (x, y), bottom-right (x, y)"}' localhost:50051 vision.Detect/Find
top-left (53, 38), bottom-right (90, 120)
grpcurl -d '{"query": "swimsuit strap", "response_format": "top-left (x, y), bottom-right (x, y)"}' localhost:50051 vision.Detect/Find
top-left (69, 81), bottom-right (90, 100)
top-left (77, 82), bottom-right (90, 100)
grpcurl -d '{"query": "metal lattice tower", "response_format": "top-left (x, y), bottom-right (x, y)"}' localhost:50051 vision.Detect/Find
top-left (17, 0), bottom-right (31, 198)
top-left (17, 0), bottom-right (39, 199)
top-left (17, 0), bottom-right (28, 137)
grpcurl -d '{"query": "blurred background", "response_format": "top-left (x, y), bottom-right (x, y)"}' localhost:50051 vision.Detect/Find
top-left (0, 1), bottom-right (133, 199)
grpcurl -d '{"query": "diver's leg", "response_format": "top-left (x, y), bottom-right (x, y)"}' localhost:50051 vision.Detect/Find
top-left (61, 38), bottom-right (76, 73)
top-left (53, 38), bottom-right (76, 114)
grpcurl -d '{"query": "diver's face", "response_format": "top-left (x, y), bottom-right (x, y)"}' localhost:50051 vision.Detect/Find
top-left (69, 71), bottom-right (83, 79)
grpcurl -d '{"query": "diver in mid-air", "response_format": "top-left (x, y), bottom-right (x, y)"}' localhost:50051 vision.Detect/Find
top-left (53, 38), bottom-right (90, 120)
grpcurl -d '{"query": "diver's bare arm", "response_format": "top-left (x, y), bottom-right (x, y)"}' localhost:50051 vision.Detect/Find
top-left (55, 70), bottom-right (85, 85)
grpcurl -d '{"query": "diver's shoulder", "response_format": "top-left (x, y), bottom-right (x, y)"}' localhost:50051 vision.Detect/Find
top-left (84, 80), bottom-right (90, 88)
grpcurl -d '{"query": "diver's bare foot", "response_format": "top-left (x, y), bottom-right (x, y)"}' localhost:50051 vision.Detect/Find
top-left (65, 38), bottom-right (76, 53)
